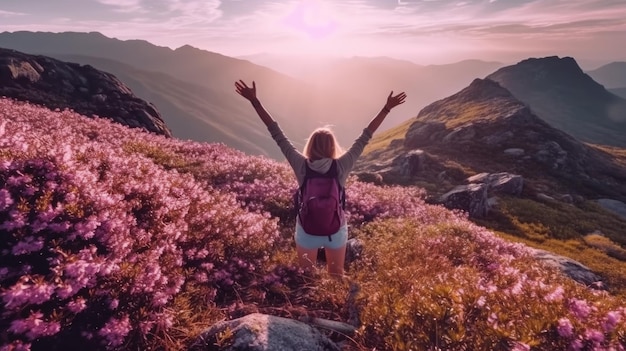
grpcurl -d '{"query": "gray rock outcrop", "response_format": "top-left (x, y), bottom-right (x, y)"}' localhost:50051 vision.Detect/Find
top-left (596, 199), bottom-right (626, 220)
top-left (531, 249), bottom-right (605, 289)
top-left (392, 149), bottom-right (426, 177)
top-left (189, 313), bottom-right (340, 351)
top-left (467, 172), bottom-right (524, 196)
top-left (0, 47), bottom-right (171, 137)
top-left (439, 183), bottom-right (489, 218)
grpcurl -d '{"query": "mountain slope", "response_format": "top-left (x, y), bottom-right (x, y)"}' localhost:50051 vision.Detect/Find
top-left (611, 87), bottom-right (626, 99)
top-left (0, 48), bottom-right (171, 137)
top-left (53, 54), bottom-right (278, 156)
top-left (2, 97), bottom-right (624, 350)
top-left (0, 31), bottom-right (378, 158)
top-left (486, 56), bottom-right (626, 147)
top-left (359, 78), bottom-right (626, 201)
top-left (587, 61), bottom-right (626, 89)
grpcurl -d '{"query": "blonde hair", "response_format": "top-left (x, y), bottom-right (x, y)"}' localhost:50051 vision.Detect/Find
top-left (303, 127), bottom-right (343, 160)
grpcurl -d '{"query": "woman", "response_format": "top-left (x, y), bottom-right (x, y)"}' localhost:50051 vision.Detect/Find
top-left (235, 80), bottom-right (406, 276)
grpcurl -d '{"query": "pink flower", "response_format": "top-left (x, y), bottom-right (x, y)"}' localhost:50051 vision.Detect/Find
top-left (8, 311), bottom-right (61, 340)
top-left (602, 311), bottom-right (621, 333)
top-left (544, 286), bottom-right (564, 302)
top-left (584, 329), bottom-right (604, 344)
top-left (557, 318), bottom-right (574, 338)
top-left (569, 299), bottom-right (591, 320)
top-left (0, 188), bottom-right (13, 210)
top-left (98, 315), bottom-right (131, 347)
top-left (67, 298), bottom-right (87, 313)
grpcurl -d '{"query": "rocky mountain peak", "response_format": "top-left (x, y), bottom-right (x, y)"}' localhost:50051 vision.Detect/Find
top-left (486, 56), bottom-right (626, 147)
top-left (457, 78), bottom-right (515, 101)
top-left (488, 56), bottom-right (608, 102)
top-left (0, 48), bottom-right (171, 137)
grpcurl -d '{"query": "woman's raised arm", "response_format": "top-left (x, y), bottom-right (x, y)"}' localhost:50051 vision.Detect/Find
top-left (235, 80), bottom-right (275, 127)
top-left (366, 91), bottom-right (407, 134)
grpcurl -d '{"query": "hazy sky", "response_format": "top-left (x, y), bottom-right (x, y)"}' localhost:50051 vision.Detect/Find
top-left (1, 0), bottom-right (625, 66)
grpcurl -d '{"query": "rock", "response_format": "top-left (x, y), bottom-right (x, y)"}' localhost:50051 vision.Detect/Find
top-left (354, 172), bottom-right (383, 185)
top-left (596, 199), bottom-right (626, 221)
top-left (392, 149), bottom-right (426, 177)
top-left (404, 121), bottom-right (446, 148)
top-left (482, 131), bottom-right (514, 146)
top-left (439, 183), bottom-right (489, 218)
top-left (0, 47), bottom-right (172, 137)
top-left (531, 249), bottom-right (605, 289)
top-left (467, 172), bottom-right (523, 196)
top-left (189, 313), bottom-right (340, 351)
top-left (556, 194), bottom-right (574, 204)
top-left (537, 193), bottom-right (555, 202)
top-left (534, 141), bottom-right (567, 170)
top-left (489, 173), bottom-right (524, 196)
top-left (389, 138), bottom-right (404, 149)
top-left (442, 125), bottom-right (476, 143)
top-left (466, 172), bottom-right (490, 184)
top-left (345, 238), bottom-right (363, 269)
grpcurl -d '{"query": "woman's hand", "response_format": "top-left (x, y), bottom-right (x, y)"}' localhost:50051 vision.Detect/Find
top-left (384, 91), bottom-right (407, 111)
top-left (235, 80), bottom-right (257, 102)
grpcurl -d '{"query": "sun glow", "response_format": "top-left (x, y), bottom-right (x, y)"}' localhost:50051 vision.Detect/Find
top-left (283, 0), bottom-right (339, 40)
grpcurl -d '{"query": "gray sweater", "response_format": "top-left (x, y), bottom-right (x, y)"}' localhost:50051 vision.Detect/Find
top-left (267, 121), bottom-right (373, 187)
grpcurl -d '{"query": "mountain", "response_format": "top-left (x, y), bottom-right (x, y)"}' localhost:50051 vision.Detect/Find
top-left (243, 53), bottom-right (505, 129)
top-left (486, 56), bottom-right (626, 147)
top-left (611, 87), bottom-right (626, 99)
top-left (52, 54), bottom-right (279, 156)
top-left (0, 47), bottom-right (170, 137)
top-left (0, 31), bottom-right (376, 158)
top-left (357, 78), bottom-right (626, 202)
top-left (587, 62), bottom-right (626, 89)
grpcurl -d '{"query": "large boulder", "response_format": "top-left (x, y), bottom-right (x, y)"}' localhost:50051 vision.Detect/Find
top-left (404, 121), bottom-right (446, 148)
top-left (534, 141), bottom-right (568, 170)
top-left (0, 47), bottom-right (171, 137)
top-left (596, 199), bottom-right (626, 221)
top-left (467, 172), bottom-right (524, 196)
top-left (439, 183), bottom-right (489, 218)
top-left (531, 249), bottom-right (605, 289)
top-left (392, 149), bottom-right (427, 177)
top-left (189, 313), bottom-right (340, 351)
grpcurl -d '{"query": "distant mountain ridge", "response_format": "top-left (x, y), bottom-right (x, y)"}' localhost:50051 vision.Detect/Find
top-left (0, 31), bottom-right (379, 158)
top-left (243, 53), bottom-right (505, 129)
top-left (487, 56), bottom-right (626, 147)
top-left (587, 62), bottom-right (626, 89)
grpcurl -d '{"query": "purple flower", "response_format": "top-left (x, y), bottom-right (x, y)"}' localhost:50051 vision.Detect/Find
top-left (98, 315), bottom-right (131, 347)
top-left (569, 299), bottom-right (591, 320)
top-left (0, 189), bottom-right (14, 211)
top-left (602, 311), bottom-right (621, 333)
top-left (557, 318), bottom-right (574, 338)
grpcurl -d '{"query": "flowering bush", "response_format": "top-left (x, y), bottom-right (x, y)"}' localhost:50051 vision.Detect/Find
top-left (1, 98), bottom-right (624, 350)
top-left (353, 218), bottom-right (626, 350)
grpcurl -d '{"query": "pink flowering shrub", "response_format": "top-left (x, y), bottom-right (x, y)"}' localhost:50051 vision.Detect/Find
top-left (1, 98), bottom-right (625, 350)
top-left (0, 99), bottom-right (279, 350)
top-left (353, 218), bottom-right (626, 350)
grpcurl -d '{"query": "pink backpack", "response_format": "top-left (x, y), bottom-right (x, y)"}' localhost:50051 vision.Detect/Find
top-left (294, 160), bottom-right (345, 239)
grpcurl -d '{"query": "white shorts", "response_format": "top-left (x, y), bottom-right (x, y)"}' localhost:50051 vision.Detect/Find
top-left (294, 221), bottom-right (348, 250)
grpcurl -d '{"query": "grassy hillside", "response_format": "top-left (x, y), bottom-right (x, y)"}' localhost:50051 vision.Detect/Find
top-left (1, 98), bottom-right (624, 350)
top-left (361, 111), bottom-right (626, 303)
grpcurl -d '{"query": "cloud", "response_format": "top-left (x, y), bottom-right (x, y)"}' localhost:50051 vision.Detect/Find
top-left (0, 0), bottom-right (625, 62)
top-left (0, 10), bottom-right (25, 17)
top-left (95, 0), bottom-right (144, 13)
